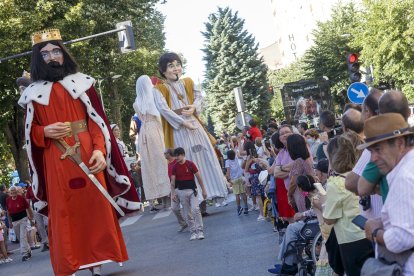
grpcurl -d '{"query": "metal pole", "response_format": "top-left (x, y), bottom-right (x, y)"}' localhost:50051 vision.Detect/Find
top-left (241, 111), bottom-right (246, 126)
top-left (0, 27), bottom-right (126, 63)
top-left (97, 79), bottom-right (105, 109)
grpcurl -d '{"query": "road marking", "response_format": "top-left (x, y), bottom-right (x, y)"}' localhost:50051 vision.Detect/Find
top-left (152, 210), bottom-right (172, 220)
top-left (120, 215), bottom-right (142, 227)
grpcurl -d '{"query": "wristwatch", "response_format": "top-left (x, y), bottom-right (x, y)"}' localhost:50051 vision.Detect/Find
top-left (372, 227), bottom-right (383, 244)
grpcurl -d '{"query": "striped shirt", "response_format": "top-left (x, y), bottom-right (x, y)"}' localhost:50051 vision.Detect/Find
top-left (383, 149), bottom-right (414, 274)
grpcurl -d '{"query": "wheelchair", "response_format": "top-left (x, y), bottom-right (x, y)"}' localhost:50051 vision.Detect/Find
top-left (279, 217), bottom-right (323, 276)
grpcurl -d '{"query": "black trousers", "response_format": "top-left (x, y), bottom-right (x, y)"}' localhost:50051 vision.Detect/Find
top-left (325, 228), bottom-right (345, 275)
top-left (339, 238), bottom-right (374, 276)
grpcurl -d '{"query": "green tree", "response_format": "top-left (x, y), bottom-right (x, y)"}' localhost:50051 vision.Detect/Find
top-left (355, 0), bottom-right (414, 100)
top-left (0, 0), bottom-right (165, 179)
top-left (202, 7), bottom-right (270, 134)
top-left (302, 2), bottom-right (363, 108)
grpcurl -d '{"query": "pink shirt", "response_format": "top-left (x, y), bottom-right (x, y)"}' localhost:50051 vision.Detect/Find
top-left (275, 148), bottom-right (293, 190)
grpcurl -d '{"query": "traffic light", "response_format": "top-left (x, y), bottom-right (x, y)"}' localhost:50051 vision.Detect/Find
top-left (346, 53), bottom-right (362, 83)
top-left (116, 21), bottom-right (136, 53)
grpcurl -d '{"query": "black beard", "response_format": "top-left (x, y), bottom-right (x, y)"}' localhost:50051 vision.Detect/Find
top-left (43, 61), bottom-right (67, 82)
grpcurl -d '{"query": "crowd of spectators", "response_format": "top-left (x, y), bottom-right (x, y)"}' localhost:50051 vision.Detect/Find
top-left (213, 89), bottom-right (414, 275)
top-left (0, 181), bottom-right (49, 265)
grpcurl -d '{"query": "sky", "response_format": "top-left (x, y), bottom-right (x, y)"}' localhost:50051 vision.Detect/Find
top-left (156, 0), bottom-right (275, 83)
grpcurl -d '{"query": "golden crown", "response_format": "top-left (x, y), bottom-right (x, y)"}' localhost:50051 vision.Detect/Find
top-left (31, 29), bottom-right (62, 46)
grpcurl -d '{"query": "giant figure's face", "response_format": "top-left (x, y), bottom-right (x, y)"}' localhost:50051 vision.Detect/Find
top-left (40, 43), bottom-right (64, 65)
top-left (163, 60), bottom-right (182, 81)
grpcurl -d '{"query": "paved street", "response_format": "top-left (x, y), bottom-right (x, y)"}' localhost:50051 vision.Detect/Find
top-left (1, 195), bottom-right (279, 276)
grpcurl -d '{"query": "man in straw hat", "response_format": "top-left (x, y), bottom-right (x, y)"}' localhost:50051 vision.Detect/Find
top-left (18, 29), bottom-right (141, 276)
top-left (357, 113), bottom-right (414, 274)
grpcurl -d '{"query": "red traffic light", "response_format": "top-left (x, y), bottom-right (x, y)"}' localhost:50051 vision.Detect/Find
top-left (348, 53), bottom-right (358, 63)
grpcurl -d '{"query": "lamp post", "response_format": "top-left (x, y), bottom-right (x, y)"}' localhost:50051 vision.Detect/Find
top-left (96, 74), bottom-right (122, 109)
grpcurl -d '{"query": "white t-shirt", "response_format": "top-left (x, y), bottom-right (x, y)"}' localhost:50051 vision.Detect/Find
top-left (225, 159), bottom-right (243, 180)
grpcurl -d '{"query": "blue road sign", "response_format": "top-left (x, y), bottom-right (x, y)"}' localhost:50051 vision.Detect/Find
top-left (347, 82), bottom-right (369, 104)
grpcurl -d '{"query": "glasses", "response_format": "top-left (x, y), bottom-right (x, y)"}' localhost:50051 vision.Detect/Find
top-left (40, 48), bottom-right (63, 60)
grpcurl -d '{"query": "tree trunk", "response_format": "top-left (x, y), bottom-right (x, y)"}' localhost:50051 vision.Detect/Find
top-left (4, 106), bottom-right (30, 182)
top-left (107, 78), bottom-right (123, 133)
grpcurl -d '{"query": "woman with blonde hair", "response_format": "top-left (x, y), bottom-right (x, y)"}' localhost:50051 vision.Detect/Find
top-left (323, 132), bottom-right (373, 276)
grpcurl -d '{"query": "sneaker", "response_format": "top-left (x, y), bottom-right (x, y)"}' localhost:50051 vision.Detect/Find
top-left (221, 200), bottom-right (228, 207)
top-left (257, 215), bottom-right (265, 221)
top-left (243, 208), bottom-right (248, 215)
top-left (0, 259), bottom-right (5, 264)
top-left (272, 226), bottom-right (278, 232)
top-left (268, 264), bottom-right (283, 274)
top-left (190, 233), bottom-right (198, 241)
top-left (150, 207), bottom-right (159, 213)
top-left (197, 232), bottom-right (205, 240)
top-left (201, 212), bottom-right (210, 217)
top-left (177, 224), bottom-right (188, 233)
top-left (237, 206), bottom-right (243, 216)
top-left (269, 263), bottom-right (298, 275)
top-left (41, 243), bottom-right (49, 252)
top-left (31, 244), bottom-right (41, 250)
top-left (254, 205), bottom-right (260, 211)
top-left (248, 205), bottom-right (256, 212)
top-left (22, 253), bottom-right (31, 262)
top-left (5, 258), bottom-right (12, 263)
top-left (215, 202), bottom-right (221, 208)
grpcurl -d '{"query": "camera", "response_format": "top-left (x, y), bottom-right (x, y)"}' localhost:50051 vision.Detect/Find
top-left (359, 195), bottom-right (371, 211)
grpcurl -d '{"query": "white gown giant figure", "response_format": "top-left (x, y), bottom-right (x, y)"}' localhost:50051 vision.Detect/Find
top-left (133, 75), bottom-right (171, 201)
top-left (154, 52), bottom-right (228, 201)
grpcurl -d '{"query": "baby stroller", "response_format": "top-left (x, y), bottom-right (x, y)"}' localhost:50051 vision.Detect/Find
top-left (280, 217), bottom-right (322, 275)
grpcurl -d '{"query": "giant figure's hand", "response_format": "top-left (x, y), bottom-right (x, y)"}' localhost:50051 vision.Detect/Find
top-left (182, 121), bottom-right (197, 130)
top-left (181, 105), bottom-right (196, 116)
top-left (44, 122), bottom-right (71, 139)
top-left (89, 150), bottom-right (107, 174)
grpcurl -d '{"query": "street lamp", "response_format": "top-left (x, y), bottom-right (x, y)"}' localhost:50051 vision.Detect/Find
top-left (96, 74), bottom-right (123, 108)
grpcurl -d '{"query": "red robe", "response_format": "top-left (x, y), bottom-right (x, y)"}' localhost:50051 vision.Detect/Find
top-left (18, 73), bottom-right (140, 275)
top-left (31, 82), bottom-right (127, 275)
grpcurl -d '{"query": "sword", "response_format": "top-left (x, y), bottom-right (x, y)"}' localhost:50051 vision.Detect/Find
top-left (78, 162), bottom-right (125, 216)
top-left (54, 128), bottom-right (126, 217)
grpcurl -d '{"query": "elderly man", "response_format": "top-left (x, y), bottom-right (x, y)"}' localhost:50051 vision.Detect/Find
top-left (358, 113), bottom-right (414, 274)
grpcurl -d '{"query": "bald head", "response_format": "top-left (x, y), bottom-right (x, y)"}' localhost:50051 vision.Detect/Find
top-left (379, 90), bottom-right (410, 121)
top-left (342, 108), bottom-right (364, 134)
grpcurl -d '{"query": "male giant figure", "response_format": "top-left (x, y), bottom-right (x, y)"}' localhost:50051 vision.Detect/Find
top-left (153, 52), bottom-right (228, 207)
top-left (18, 29), bottom-right (141, 276)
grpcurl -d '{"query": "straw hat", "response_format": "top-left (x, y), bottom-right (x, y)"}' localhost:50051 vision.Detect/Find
top-left (357, 113), bottom-right (414, 150)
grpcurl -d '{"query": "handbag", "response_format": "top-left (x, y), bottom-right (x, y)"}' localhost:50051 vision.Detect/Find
top-left (361, 257), bottom-right (403, 276)
top-left (361, 244), bottom-right (412, 276)
top-left (8, 228), bottom-right (16, 242)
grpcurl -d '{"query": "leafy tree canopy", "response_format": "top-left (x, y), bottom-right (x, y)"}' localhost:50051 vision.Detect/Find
top-left (202, 7), bottom-right (270, 134)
